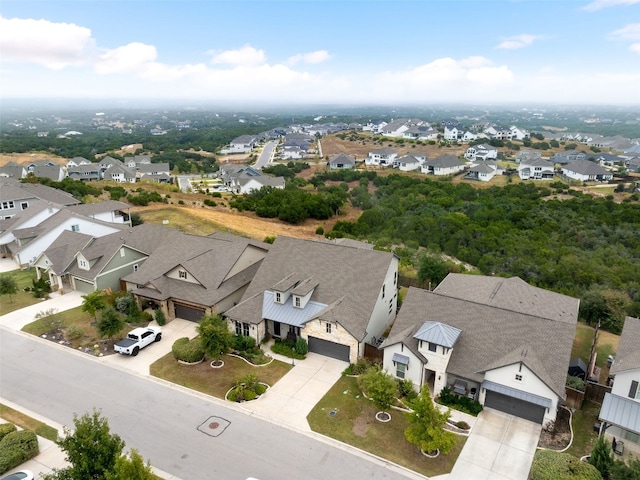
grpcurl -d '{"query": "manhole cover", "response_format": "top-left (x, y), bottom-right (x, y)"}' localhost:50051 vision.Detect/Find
top-left (197, 416), bottom-right (230, 437)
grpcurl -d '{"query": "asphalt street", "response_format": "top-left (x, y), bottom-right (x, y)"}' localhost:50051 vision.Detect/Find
top-left (0, 328), bottom-right (414, 480)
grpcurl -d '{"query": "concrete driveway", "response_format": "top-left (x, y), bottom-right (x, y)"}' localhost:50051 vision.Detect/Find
top-left (448, 408), bottom-right (541, 480)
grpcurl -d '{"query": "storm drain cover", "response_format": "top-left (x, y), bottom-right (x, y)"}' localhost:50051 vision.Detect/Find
top-left (197, 416), bottom-right (230, 437)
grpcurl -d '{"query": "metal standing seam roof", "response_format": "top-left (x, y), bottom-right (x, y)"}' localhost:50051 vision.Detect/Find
top-left (600, 393), bottom-right (640, 434)
top-left (392, 353), bottom-right (410, 365)
top-left (482, 380), bottom-right (552, 409)
top-left (413, 321), bottom-right (462, 348)
top-left (261, 291), bottom-right (327, 327)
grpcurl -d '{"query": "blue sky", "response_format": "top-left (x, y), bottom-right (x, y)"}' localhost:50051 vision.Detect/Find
top-left (1, 0), bottom-right (639, 106)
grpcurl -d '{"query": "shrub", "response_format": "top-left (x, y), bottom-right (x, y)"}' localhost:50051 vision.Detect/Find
top-left (204, 199), bottom-right (216, 207)
top-left (295, 337), bottom-right (308, 355)
top-left (455, 421), bottom-right (470, 430)
top-left (398, 378), bottom-right (417, 400)
top-left (115, 295), bottom-right (132, 313)
top-left (154, 308), bottom-right (166, 326)
top-left (139, 311), bottom-right (153, 323)
top-left (315, 226), bottom-right (324, 235)
top-left (437, 386), bottom-right (483, 416)
top-left (171, 337), bottom-right (205, 363)
top-left (66, 325), bottom-right (84, 341)
top-left (0, 429), bottom-right (39, 474)
top-left (233, 334), bottom-right (256, 352)
top-left (271, 338), bottom-right (306, 359)
top-left (0, 424), bottom-right (17, 442)
top-left (566, 375), bottom-right (586, 392)
top-left (530, 450), bottom-right (600, 480)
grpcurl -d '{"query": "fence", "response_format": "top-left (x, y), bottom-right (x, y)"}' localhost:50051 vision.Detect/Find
top-left (564, 387), bottom-right (585, 409)
top-left (585, 381), bottom-right (611, 403)
top-left (363, 343), bottom-right (383, 362)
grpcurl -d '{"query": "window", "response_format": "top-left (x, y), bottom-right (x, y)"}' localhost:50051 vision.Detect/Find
top-left (242, 322), bottom-right (250, 337)
top-left (294, 296), bottom-right (301, 308)
top-left (515, 374), bottom-right (523, 382)
top-left (178, 270), bottom-right (187, 279)
top-left (382, 284), bottom-right (386, 299)
top-left (71, 224), bottom-right (79, 232)
top-left (235, 321), bottom-right (242, 335)
top-left (629, 380), bottom-right (640, 400)
top-left (133, 264), bottom-right (138, 272)
top-left (326, 323), bottom-right (332, 334)
top-left (275, 292), bottom-right (281, 303)
top-left (396, 363), bottom-right (406, 379)
top-left (21, 202), bottom-right (28, 210)
top-left (428, 343), bottom-right (437, 353)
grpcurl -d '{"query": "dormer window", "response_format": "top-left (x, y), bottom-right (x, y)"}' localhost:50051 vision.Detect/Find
top-left (294, 296), bottom-right (301, 308)
top-left (71, 224), bottom-right (80, 232)
top-left (326, 323), bottom-right (332, 334)
top-left (428, 343), bottom-right (437, 353)
top-left (179, 270), bottom-right (187, 279)
top-left (275, 292), bottom-right (281, 303)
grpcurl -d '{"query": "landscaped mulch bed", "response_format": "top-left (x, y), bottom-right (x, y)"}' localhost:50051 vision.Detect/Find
top-left (538, 407), bottom-right (572, 450)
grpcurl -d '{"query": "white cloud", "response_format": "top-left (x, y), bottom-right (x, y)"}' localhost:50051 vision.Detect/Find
top-left (629, 43), bottom-right (640, 54)
top-left (582, 0), bottom-right (640, 11)
top-left (496, 34), bottom-right (538, 50)
top-left (95, 43), bottom-right (158, 74)
top-left (0, 16), bottom-right (95, 69)
top-left (288, 50), bottom-right (331, 65)
top-left (208, 45), bottom-right (266, 66)
top-left (608, 23), bottom-right (640, 41)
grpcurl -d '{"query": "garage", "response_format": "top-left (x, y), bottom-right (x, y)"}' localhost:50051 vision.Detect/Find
top-left (174, 303), bottom-right (205, 322)
top-left (483, 380), bottom-right (549, 424)
top-left (73, 278), bottom-right (95, 294)
top-left (308, 336), bottom-right (350, 362)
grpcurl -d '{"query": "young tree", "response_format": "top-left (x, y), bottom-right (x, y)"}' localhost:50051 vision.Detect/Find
top-left (0, 274), bottom-right (19, 303)
top-left (44, 409), bottom-right (125, 480)
top-left (358, 365), bottom-right (398, 413)
top-left (590, 435), bottom-right (614, 479)
top-left (404, 386), bottom-right (457, 455)
top-left (97, 306), bottom-right (125, 345)
top-left (81, 290), bottom-right (106, 321)
top-left (105, 449), bottom-right (154, 480)
top-left (197, 314), bottom-right (234, 362)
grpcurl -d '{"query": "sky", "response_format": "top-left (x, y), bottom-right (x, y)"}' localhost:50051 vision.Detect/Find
top-left (1, 0), bottom-right (640, 107)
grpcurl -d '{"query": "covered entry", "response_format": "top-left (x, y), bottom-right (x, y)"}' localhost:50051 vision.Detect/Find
top-left (308, 336), bottom-right (350, 362)
top-left (483, 380), bottom-right (549, 424)
top-left (174, 303), bottom-right (205, 322)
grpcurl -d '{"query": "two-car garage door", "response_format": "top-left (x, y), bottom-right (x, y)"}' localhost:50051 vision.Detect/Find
top-left (484, 391), bottom-right (546, 424)
top-left (308, 336), bottom-right (350, 362)
top-left (174, 303), bottom-right (205, 322)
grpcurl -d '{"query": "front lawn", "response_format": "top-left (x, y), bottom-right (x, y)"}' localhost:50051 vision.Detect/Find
top-left (0, 403), bottom-right (58, 441)
top-left (307, 376), bottom-right (466, 477)
top-left (150, 352), bottom-right (292, 399)
top-left (0, 269), bottom-right (46, 315)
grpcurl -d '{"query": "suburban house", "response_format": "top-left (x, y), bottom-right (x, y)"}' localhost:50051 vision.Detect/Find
top-left (138, 162), bottom-right (172, 183)
top-left (381, 274), bottom-right (580, 425)
top-left (0, 164), bottom-right (27, 179)
top-left (66, 157), bottom-right (92, 168)
top-left (365, 148), bottom-right (398, 167)
top-left (421, 155), bottom-right (466, 176)
top-left (465, 161), bottom-right (501, 182)
top-left (484, 125), bottom-right (512, 141)
top-left (122, 232), bottom-right (270, 322)
top-left (68, 200), bottom-right (132, 225)
top-left (464, 144), bottom-right (498, 161)
top-left (516, 150), bottom-right (542, 164)
top-left (223, 135), bottom-right (257, 154)
top-left (599, 316), bottom-right (640, 455)
top-left (218, 164), bottom-right (262, 188)
top-left (0, 179), bottom-right (79, 219)
top-left (518, 158), bottom-right (555, 180)
top-left (329, 153), bottom-right (356, 170)
top-left (561, 160), bottom-right (614, 182)
top-left (230, 175), bottom-right (286, 194)
top-left (395, 155), bottom-right (422, 172)
top-left (0, 206), bottom-right (126, 268)
top-left (403, 125), bottom-right (439, 141)
top-left (34, 224), bottom-right (180, 294)
top-left (67, 164), bottom-right (102, 182)
top-left (280, 145), bottom-right (306, 160)
top-left (551, 150), bottom-right (587, 165)
top-left (224, 236), bottom-right (399, 363)
top-left (444, 123), bottom-right (464, 141)
top-left (103, 163), bottom-right (137, 183)
top-left (32, 164), bottom-right (65, 181)
top-left (509, 126), bottom-right (530, 141)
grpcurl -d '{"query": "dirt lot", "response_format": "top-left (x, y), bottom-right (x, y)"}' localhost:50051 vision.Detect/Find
top-left (0, 152), bottom-right (66, 166)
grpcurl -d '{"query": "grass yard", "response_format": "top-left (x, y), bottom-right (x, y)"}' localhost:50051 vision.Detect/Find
top-left (0, 403), bottom-right (58, 441)
top-left (567, 400), bottom-right (601, 458)
top-left (0, 269), bottom-right (46, 316)
top-left (307, 376), bottom-right (466, 477)
top-left (150, 352), bottom-right (292, 399)
top-left (22, 305), bottom-right (138, 352)
top-left (572, 322), bottom-right (619, 381)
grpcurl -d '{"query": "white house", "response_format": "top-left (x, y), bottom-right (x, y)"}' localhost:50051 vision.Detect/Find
top-left (510, 126), bottom-right (530, 141)
top-left (382, 275), bottom-right (579, 425)
top-left (444, 124), bottom-right (464, 141)
top-left (518, 158), bottom-right (555, 180)
top-left (599, 317), bottom-right (640, 455)
top-left (366, 148), bottom-right (397, 167)
top-left (224, 135), bottom-right (257, 154)
top-left (232, 175), bottom-right (286, 194)
top-left (466, 161), bottom-right (500, 182)
top-left (561, 160), bottom-right (614, 182)
top-left (421, 155), bottom-right (465, 176)
top-left (395, 155), bottom-right (422, 172)
top-left (329, 153), bottom-right (356, 170)
top-left (464, 144), bottom-right (498, 161)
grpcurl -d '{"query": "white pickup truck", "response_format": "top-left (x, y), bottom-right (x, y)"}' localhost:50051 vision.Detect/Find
top-left (114, 326), bottom-right (162, 356)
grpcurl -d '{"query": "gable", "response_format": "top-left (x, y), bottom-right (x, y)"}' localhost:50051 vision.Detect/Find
top-left (166, 264), bottom-right (203, 285)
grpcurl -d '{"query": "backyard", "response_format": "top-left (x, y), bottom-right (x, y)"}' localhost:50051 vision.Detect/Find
top-left (307, 376), bottom-right (466, 477)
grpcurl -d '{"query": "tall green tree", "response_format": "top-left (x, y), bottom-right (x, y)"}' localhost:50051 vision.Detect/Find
top-left (358, 365), bottom-right (398, 413)
top-left (590, 435), bottom-right (614, 479)
top-left (197, 314), bottom-right (234, 362)
top-left (417, 255), bottom-right (449, 288)
top-left (97, 307), bottom-right (125, 345)
top-left (0, 275), bottom-right (18, 303)
top-left (82, 290), bottom-right (106, 321)
top-left (404, 386), bottom-right (457, 455)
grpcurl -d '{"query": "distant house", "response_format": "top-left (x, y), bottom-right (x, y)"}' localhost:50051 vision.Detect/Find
top-left (0, 178), bottom-right (78, 219)
top-left (33, 164), bottom-right (65, 181)
top-left (516, 150), bottom-right (542, 164)
top-left (366, 148), bottom-right (397, 167)
top-left (68, 164), bottom-right (101, 182)
top-left (395, 155), bottom-right (422, 172)
top-left (509, 126), bottom-right (530, 141)
top-left (484, 125), bottom-right (512, 141)
top-left (66, 157), bottom-right (92, 168)
top-left (551, 150), bottom-right (587, 165)
top-left (138, 162), bottom-right (172, 183)
top-left (599, 316), bottom-right (640, 456)
top-left (518, 158), bottom-right (555, 180)
top-left (465, 161), bottom-right (501, 182)
top-left (421, 155), bottom-right (465, 176)
top-left (561, 160), bottom-right (613, 182)
top-left (224, 135), bottom-right (257, 154)
top-left (464, 144), bottom-right (498, 161)
top-left (103, 163), bottom-right (136, 183)
top-left (403, 125), bottom-right (439, 141)
top-left (281, 145), bottom-right (306, 160)
top-left (444, 124), bottom-right (464, 141)
top-left (0, 164), bottom-right (27, 179)
top-left (329, 153), bottom-right (356, 170)
top-left (232, 175), bottom-right (286, 194)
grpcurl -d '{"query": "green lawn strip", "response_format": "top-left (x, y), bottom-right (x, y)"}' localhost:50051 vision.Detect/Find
top-left (307, 376), bottom-right (466, 477)
top-left (22, 305), bottom-right (138, 351)
top-left (566, 400), bottom-right (601, 458)
top-left (571, 323), bottom-right (619, 368)
top-left (0, 403), bottom-right (58, 441)
top-left (150, 352), bottom-right (292, 399)
top-left (0, 269), bottom-right (44, 316)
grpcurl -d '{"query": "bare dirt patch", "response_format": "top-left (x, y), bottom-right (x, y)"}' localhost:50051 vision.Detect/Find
top-left (353, 413), bottom-right (373, 437)
top-left (0, 152), bottom-right (66, 166)
top-left (538, 407), bottom-right (571, 450)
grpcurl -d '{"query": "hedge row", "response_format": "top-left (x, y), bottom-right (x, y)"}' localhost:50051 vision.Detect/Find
top-left (530, 450), bottom-right (600, 480)
top-left (0, 427), bottom-right (39, 474)
top-left (172, 337), bottom-right (205, 363)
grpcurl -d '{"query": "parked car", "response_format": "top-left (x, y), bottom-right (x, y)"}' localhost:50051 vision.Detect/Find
top-left (114, 326), bottom-right (161, 356)
top-left (1, 471), bottom-right (34, 480)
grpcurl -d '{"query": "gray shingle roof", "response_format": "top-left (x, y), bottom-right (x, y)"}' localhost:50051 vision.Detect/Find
top-left (435, 273), bottom-right (579, 324)
top-left (40, 230), bottom-right (94, 274)
top-left (385, 286), bottom-right (577, 398)
top-left (225, 236), bottom-right (396, 340)
top-left (426, 155), bottom-right (463, 168)
top-left (562, 159), bottom-right (610, 175)
top-left (610, 316), bottom-right (640, 374)
top-left (330, 153), bottom-right (356, 166)
top-left (0, 179), bottom-right (79, 205)
top-left (68, 201), bottom-right (130, 217)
